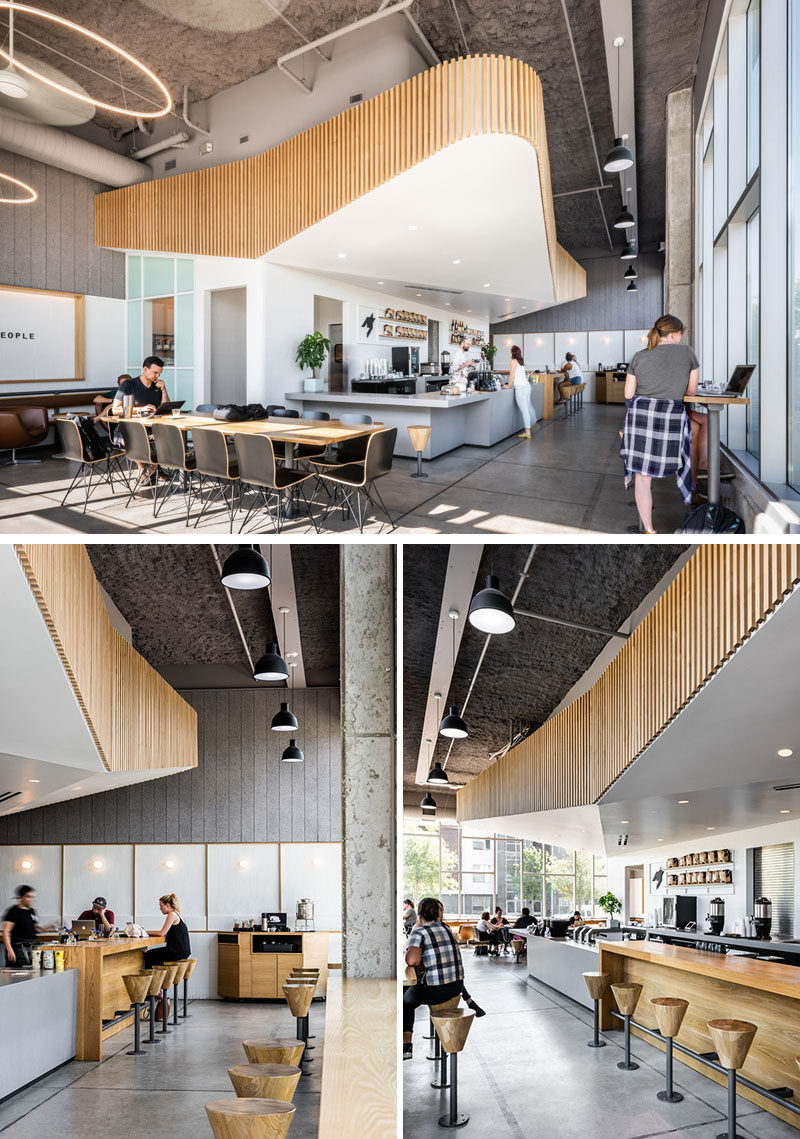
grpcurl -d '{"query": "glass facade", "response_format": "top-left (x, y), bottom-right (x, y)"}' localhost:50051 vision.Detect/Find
top-left (791, 3), bottom-right (800, 490)
top-left (403, 820), bottom-right (607, 918)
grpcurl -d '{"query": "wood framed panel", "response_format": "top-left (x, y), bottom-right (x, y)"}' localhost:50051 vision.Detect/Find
top-left (0, 285), bottom-right (85, 385)
top-left (458, 545), bottom-right (800, 822)
top-left (94, 56), bottom-right (584, 305)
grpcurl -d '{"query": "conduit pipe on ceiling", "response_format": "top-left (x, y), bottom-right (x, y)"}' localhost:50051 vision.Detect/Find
top-left (0, 108), bottom-right (151, 185)
top-left (129, 129), bottom-right (190, 160)
top-left (180, 86), bottom-right (211, 138)
top-left (277, 0), bottom-right (440, 94)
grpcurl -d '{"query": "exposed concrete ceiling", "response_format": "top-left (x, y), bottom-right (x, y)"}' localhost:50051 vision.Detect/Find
top-left (402, 543), bottom-right (687, 810)
top-left (86, 543), bottom-right (339, 688)
top-left (3, 0), bottom-right (707, 256)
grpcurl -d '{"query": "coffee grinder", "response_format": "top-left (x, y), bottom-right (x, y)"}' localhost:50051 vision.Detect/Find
top-left (753, 897), bottom-right (772, 939)
top-left (706, 897), bottom-right (725, 936)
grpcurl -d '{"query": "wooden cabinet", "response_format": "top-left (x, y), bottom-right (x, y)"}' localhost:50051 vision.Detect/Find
top-left (217, 932), bottom-right (329, 999)
top-left (595, 371), bottom-right (627, 404)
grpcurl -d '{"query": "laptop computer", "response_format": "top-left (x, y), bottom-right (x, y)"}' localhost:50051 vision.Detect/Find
top-left (723, 364), bottom-right (756, 395)
top-left (71, 920), bottom-right (96, 937)
top-left (149, 400), bottom-right (186, 416)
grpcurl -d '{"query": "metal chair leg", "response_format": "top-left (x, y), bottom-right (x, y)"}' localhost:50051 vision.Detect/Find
top-left (147, 994), bottom-right (161, 1043)
top-left (126, 1002), bottom-right (146, 1055)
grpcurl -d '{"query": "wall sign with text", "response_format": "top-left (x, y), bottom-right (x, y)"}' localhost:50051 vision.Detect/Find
top-left (0, 287), bottom-right (84, 384)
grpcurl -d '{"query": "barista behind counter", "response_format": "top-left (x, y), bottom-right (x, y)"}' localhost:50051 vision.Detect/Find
top-left (450, 335), bottom-right (482, 392)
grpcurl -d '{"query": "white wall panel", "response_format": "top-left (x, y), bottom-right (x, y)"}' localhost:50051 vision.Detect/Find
top-left (207, 843), bottom-right (279, 930)
top-left (280, 843), bottom-right (341, 933)
top-left (624, 329), bottom-right (650, 361)
top-left (0, 845), bottom-right (61, 926)
top-left (492, 335), bottom-right (513, 371)
top-left (134, 844), bottom-right (207, 932)
top-left (328, 933), bottom-right (342, 966)
top-left (182, 931), bottom-right (218, 999)
top-left (63, 845), bottom-right (133, 928)
top-left (554, 332), bottom-right (588, 371)
top-left (523, 332), bottom-right (555, 371)
top-left (588, 330), bottom-right (624, 371)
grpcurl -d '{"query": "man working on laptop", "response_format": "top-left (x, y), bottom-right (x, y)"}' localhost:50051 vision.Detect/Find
top-left (111, 355), bottom-right (169, 417)
top-left (77, 896), bottom-right (115, 933)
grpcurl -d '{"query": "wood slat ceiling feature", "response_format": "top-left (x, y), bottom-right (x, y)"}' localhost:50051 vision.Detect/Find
top-left (457, 545), bottom-right (800, 824)
top-left (94, 55), bottom-right (585, 305)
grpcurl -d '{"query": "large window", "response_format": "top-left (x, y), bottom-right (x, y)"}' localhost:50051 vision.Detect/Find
top-left (747, 209), bottom-right (760, 455)
top-left (403, 821), bottom-right (607, 918)
top-left (791, 3), bottom-right (800, 490)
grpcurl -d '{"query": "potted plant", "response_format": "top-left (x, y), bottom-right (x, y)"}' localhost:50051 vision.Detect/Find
top-left (482, 342), bottom-right (498, 369)
top-left (596, 891), bottom-right (623, 928)
top-left (295, 331), bottom-right (332, 379)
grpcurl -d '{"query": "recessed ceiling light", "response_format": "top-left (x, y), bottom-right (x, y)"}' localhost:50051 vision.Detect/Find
top-left (780, 809), bottom-right (790, 814)
top-left (505, 298), bottom-right (510, 302)
top-left (707, 826), bottom-right (716, 831)
top-left (483, 283), bottom-right (490, 288)
top-left (657, 838), bottom-right (664, 842)
top-left (337, 252), bottom-right (346, 258)
top-left (620, 820), bottom-right (629, 824)
top-left (408, 224), bottom-right (418, 231)
top-left (778, 748), bottom-right (793, 757)
top-left (678, 800), bottom-right (689, 804)
top-left (377, 280), bottom-right (384, 285)
top-left (416, 292), bottom-right (422, 296)
top-left (452, 259), bottom-right (461, 264)
top-left (467, 309), bottom-right (472, 313)
top-left (28, 778), bottom-right (40, 783)
top-left (445, 302), bottom-right (451, 306)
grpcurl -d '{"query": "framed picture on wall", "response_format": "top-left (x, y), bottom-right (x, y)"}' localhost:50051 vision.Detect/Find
top-left (358, 305), bottom-right (379, 344)
top-left (648, 862), bottom-right (667, 893)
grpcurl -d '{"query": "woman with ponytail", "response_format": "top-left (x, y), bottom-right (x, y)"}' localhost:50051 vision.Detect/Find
top-left (143, 892), bottom-right (191, 968)
top-left (620, 313), bottom-right (699, 532)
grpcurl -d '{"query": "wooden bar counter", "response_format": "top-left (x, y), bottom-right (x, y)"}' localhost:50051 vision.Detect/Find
top-left (39, 936), bottom-right (164, 1061)
top-left (600, 940), bottom-right (800, 1128)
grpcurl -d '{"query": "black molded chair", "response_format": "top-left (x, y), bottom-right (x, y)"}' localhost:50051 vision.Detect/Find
top-left (295, 409), bottom-right (332, 462)
top-left (315, 427), bottom-right (397, 532)
top-left (191, 428), bottom-right (240, 530)
top-left (59, 418), bottom-right (128, 512)
top-left (234, 433), bottom-right (318, 534)
top-left (266, 404), bottom-right (285, 415)
top-left (339, 412), bottom-right (373, 424)
top-left (117, 420), bottom-right (157, 506)
top-left (151, 421), bottom-right (196, 524)
top-left (301, 410), bottom-right (331, 421)
top-left (270, 408), bottom-right (300, 418)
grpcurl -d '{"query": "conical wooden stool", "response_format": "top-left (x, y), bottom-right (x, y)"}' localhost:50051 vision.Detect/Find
top-left (122, 974), bottom-right (152, 1055)
top-left (157, 963), bottom-right (180, 1035)
top-left (611, 982), bottom-right (643, 1071)
top-left (288, 970), bottom-right (318, 1042)
top-left (407, 424), bottom-right (432, 479)
top-left (164, 960), bottom-right (190, 1026)
top-left (140, 968), bottom-right (167, 1045)
top-left (429, 995), bottom-right (461, 1089)
top-left (180, 957), bottom-right (197, 1019)
top-left (205, 1097), bottom-right (295, 1139)
top-left (432, 1010), bottom-right (475, 1129)
top-left (583, 972), bottom-right (609, 1048)
top-left (228, 1063), bottom-right (302, 1103)
top-left (282, 982), bottom-right (315, 1070)
top-left (652, 997), bottom-right (688, 1103)
top-left (707, 1019), bottom-right (757, 1139)
top-left (242, 1039), bottom-right (305, 1067)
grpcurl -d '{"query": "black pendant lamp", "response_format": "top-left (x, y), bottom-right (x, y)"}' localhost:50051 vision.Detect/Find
top-left (220, 544), bottom-right (270, 590)
top-left (281, 739), bottom-right (304, 763)
top-left (438, 612), bottom-right (469, 739)
top-left (614, 188), bottom-right (635, 230)
top-left (425, 738), bottom-right (449, 785)
top-left (468, 571), bottom-right (515, 635)
top-left (603, 38), bottom-right (634, 173)
top-left (421, 791), bottom-right (437, 814)
top-left (271, 701), bottom-right (297, 732)
top-left (620, 242), bottom-right (638, 260)
top-left (626, 280), bottom-right (638, 292)
top-left (624, 265), bottom-right (638, 280)
top-left (254, 604), bottom-right (289, 683)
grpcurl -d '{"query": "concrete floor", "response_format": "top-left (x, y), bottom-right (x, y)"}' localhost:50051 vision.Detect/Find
top-left (0, 999), bottom-right (323, 1138)
top-left (404, 951), bottom-right (799, 1139)
top-left (0, 406), bottom-right (694, 535)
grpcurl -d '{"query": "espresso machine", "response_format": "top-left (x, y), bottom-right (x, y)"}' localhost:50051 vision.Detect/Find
top-left (706, 897), bottom-right (725, 936)
top-left (753, 897), bottom-right (772, 939)
top-left (440, 349), bottom-right (451, 375)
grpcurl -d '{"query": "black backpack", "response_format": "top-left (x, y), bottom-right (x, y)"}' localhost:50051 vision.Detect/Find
top-left (66, 413), bottom-right (110, 461)
top-left (213, 403), bottom-right (269, 422)
top-left (676, 503), bottom-right (745, 534)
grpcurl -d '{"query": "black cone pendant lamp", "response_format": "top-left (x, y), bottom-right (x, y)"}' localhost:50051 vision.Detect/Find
top-left (438, 611), bottom-right (469, 739)
top-left (271, 701), bottom-right (297, 732)
top-left (624, 265), bottom-right (638, 280)
top-left (626, 280), bottom-right (638, 292)
top-left (425, 739), bottom-right (449, 785)
top-left (468, 570), bottom-right (515, 634)
top-left (421, 792), bottom-right (437, 814)
top-left (220, 544), bottom-right (270, 590)
top-left (254, 603), bottom-right (289, 683)
top-left (281, 739), bottom-right (304, 763)
top-left (603, 38), bottom-right (633, 173)
top-left (620, 242), bottom-right (638, 260)
top-left (614, 187), bottom-right (635, 230)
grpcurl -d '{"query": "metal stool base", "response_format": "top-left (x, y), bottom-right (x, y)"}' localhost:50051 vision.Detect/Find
top-left (438, 1113), bottom-right (469, 1128)
top-left (617, 1060), bottom-right (639, 1070)
top-left (411, 473), bottom-right (429, 479)
top-left (657, 1091), bottom-right (684, 1103)
top-left (587, 1039), bottom-right (607, 1048)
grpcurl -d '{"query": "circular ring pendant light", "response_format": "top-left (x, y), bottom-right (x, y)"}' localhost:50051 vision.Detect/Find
top-left (0, 2), bottom-right (173, 119)
top-left (0, 170), bottom-right (36, 203)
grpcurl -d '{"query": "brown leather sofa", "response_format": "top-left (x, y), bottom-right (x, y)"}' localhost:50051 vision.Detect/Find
top-left (0, 405), bottom-right (49, 464)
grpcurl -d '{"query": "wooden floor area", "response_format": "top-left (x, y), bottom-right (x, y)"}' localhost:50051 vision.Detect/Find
top-left (318, 977), bottom-right (396, 1138)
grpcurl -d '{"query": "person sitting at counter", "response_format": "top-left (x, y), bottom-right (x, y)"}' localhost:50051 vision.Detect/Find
top-left (403, 896), bottom-right (467, 1060)
top-left (513, 907), bottom-right (534, 929)
top-left (449, 335), bottom-right (480, 392)
top-left (493, 906), bottom-right (513, 952)
top-left (567, 910), bottom-right (584, 928)
top-left (143, 892), bottom-right (191, 969)
top-left (403, 898), bottom-right (417, 936)
top-left (556, 353), bottom-right (583, 404)
top-left (76, 896), bottom-right (114, 933)
top-left (110, 356), bottom-right (169, 479)
top-left (476, 911), bottom-right (499, 955)
top-left (2, 884), bottom-right (55, 966)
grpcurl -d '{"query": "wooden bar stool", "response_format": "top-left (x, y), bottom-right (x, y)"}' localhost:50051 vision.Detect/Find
top-left (429, 995), bottom-right (461, 1090)
top-left (431, 1010), bottom-right (475, 1129)
top-left (242, 1039), bottom-right (305, 1066)
top-left (407, 424), bottom-right (431, 479)
top-left (582, 972), bottom-right (609, 1048)
top-left (140, 968), bottom-right (166, 1045)
top-left (180, 957), bottom-right (197, 1018)
top-left (163, 960), bottom-right (190, 1026)
top-left (651, 997), bottom-right (689, 1103)
top-left (227, 1063), bottom-right (302, 1103)
top-left (611, 982), bottom-right (643, 1071)
top-left (707, 1019), bottom-right (757, 1139)
top-left (205, 1098), bottom-right (295, 1139)
top-left (288, 970), bottom-right (318, 1041)
top-left (122, 974), bottom-right (152, 1056)
top-left (281, 982), bottom-right (315, 1070)
top-left (157, 963), bottom-right (180, 1035)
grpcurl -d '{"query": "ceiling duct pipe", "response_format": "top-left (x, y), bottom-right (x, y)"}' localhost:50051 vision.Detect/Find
top-left (129, 129), bottom-right (190, 160)
top-left (0, 108), bottom-right (151, 186)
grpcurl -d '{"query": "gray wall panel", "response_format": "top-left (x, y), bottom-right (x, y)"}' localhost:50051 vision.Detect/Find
top-left (493, 254), bottom-right (664, 336)
top-left (0, 148), bottom-right (124, 298)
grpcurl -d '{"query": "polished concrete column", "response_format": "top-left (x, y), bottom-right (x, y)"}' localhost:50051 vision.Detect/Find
top-left (340, 545), bottom-right (396, 979)
top-left (665, 87), bottom-right (693, 334)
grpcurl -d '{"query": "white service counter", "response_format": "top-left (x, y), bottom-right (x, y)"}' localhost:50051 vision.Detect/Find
top-left (285, 386), bottom-right (546, 459)
top-left (523, 932), bottom-right (598, 1010)
top-left (0, 967), bottom-right (78, 1100)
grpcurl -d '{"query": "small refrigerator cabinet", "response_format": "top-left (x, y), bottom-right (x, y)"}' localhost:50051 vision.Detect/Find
top-left (217, 930), bottom-right (329, 998)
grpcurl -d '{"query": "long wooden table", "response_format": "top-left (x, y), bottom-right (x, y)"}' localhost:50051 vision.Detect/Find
top-left (600, 939), bottom-right (800, 1128)
top-left (38, 936), bottom-right (164, 1060)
